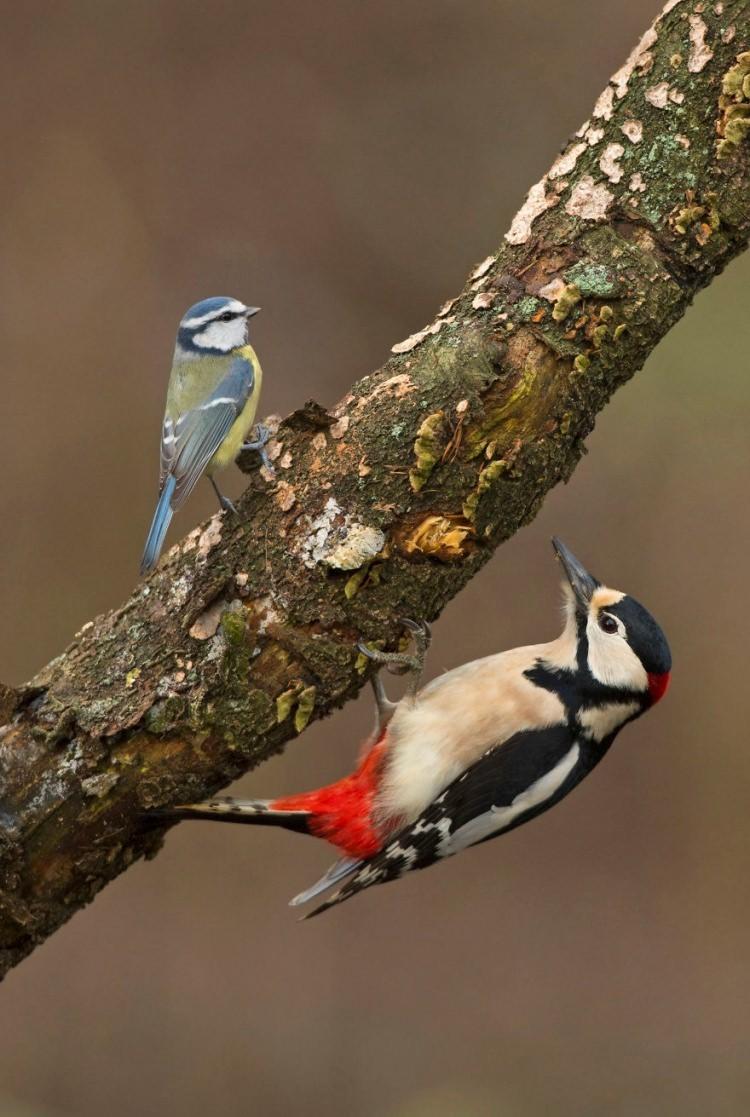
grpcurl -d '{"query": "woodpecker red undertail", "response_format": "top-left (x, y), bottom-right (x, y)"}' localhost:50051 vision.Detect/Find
top-left (153, 539), bottom-right (671, 917)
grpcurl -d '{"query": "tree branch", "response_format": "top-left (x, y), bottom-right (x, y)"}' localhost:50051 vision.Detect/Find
top-left (1, 0), bottom-right (748, 977)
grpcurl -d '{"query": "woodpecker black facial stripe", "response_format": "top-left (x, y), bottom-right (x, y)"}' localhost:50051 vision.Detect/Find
top-left (525, 660), bottom-right (649, 712)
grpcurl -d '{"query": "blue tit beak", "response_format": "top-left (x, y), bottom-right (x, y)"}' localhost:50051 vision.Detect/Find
top-left (245, 307), bottom-right (261, 318)
top-left (551, 537), bottom-right (600, 612)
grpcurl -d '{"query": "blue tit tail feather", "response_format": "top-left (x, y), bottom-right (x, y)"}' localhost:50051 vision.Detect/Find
top-left (141, 475), bottom-right (176, 574)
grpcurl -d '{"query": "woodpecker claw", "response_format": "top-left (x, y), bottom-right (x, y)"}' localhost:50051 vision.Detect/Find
top-left (357, 619), bottom-right (431, 739)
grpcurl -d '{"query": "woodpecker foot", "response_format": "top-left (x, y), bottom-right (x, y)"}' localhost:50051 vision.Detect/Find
top-left (357, 618), bottom-right (431, 720)
top-left (242, 423), bottom-right (276, 479)
top-left (209, 476), bottom-right (238, 515)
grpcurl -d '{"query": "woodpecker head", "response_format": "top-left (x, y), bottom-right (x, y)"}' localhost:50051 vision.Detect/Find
top-left (552, 537), bottom-right (671, 706)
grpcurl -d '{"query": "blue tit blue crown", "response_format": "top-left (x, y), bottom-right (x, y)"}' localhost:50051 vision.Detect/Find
top-left (176, 296), bottom-right (259, 356)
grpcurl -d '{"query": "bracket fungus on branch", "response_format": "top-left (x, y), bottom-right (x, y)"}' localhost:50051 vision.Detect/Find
top-left (0, 0), bottom-right (749, 978)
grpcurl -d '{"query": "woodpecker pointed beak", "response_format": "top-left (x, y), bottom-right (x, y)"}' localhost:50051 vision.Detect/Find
top-left (551, 538), bottom-right (600, 611)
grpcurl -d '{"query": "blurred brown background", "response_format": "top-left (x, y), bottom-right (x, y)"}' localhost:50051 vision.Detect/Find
top-left (0, 1), bottom-right (748, 1114)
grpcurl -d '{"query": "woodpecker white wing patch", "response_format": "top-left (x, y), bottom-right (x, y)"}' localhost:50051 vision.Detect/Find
top-left (441, 743), bottom-right (579, 856)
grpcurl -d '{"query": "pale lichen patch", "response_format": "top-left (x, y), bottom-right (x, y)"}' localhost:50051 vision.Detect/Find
top-left (548, 142), bottom-right (587, 180)
top-left (472, 291), bottom-right (494, 310)
top-left (298, 498), bottom-right (385, 571)
top-left (325, 524), bottom-right (386, 571)
top-left (645, 82), bottom-right (670, 108)
top-left (275, 481), bottom-right (297, 512)
top-left (565, 176), bottom-right (614, 221)
top-left (538, 277), bottom-right (567, 303)
top-left (505, 180), bottom-right (558, 245)
top-left (600, 143), bottom-right (625, 183)
top-left (437, 297), bottom-right (458, 317)
top-left (629, 172), bottom-right (646, 193)
top-left (391, 321), bottom-right (443, 355)
top-left (81, 771), bottom-right (120, 798)
top-left (688, 14), bottom-right (713, 73)
top-left (471, 255), bottom-right (495, 280)
top-left (300, 497), bottom-right (341, 567)
top-left (611, 26), bottom-right (657, 98)
top-left (329, 416), bottom-right (349, 440)
top-left (356, 374), bottom-right (417, 411)
top-left (189, 598), bottom-right (225, 641)
top-left (621, 120), bottom-right (643, 143)
top-left (197, 516), bottom-right (222, 561)
top-left (593, 86), bottom-right (615, 121)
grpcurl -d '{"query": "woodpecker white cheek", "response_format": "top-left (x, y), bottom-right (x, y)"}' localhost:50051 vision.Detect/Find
top-left (586, 619), bottom-right (648, 691)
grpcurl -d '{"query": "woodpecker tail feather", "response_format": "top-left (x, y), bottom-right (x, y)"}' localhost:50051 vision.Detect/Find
top-left (152, 797), bottom-right (313, 836)
top-left (141, 475), bottom-right (176, 575)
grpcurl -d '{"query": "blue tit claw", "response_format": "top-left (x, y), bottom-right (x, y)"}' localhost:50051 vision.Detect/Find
top-left (209, 476), bottom-right (238, 516)
top-left (242, 423), bottom-right (276, 480)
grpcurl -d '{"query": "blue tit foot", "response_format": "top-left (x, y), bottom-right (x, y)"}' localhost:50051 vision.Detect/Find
top-left (242, 424), bottom-right (276, 479)
top-left (209, 477), bottom-right (238, 516)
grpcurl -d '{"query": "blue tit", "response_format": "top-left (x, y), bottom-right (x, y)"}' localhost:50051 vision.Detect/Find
top-left (140, 296), bottom-right (273, 575)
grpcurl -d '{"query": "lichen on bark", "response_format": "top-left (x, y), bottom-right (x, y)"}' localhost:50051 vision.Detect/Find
top-left (0, 0), bottom-right (749, 979)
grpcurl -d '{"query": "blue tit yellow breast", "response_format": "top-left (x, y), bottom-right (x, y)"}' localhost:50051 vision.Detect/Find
top-left (208, 344), bottom-right (263, 474)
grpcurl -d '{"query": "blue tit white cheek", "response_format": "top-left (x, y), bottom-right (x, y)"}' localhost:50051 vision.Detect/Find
top-left (192, 317), bottom-right (248, 352)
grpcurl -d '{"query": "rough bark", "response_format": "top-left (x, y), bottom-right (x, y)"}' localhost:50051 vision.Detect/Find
top-left (1, 1), bottom-right (749, 978)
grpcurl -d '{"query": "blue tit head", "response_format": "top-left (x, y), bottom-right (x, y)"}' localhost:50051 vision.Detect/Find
top-left (176, 296), bottom-right (259, 356)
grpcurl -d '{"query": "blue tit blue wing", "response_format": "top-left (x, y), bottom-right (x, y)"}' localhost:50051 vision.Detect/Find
top-left (164, 356), bottom-right (254, 510)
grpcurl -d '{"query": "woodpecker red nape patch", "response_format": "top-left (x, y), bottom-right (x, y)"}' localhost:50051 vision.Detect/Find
top-left (648, 671), bottom-right (670, 704)
top-left (271, 735), bottom-right (388, 859)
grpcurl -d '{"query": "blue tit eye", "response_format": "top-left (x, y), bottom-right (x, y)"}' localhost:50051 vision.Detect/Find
top-left (599, 613), bottom-right (619, 635)
top-left (219, 311), bottom-right (234, 322)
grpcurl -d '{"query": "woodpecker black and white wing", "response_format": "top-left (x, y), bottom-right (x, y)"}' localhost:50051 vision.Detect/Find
top-left (302, 724), bottom-right (583, 918)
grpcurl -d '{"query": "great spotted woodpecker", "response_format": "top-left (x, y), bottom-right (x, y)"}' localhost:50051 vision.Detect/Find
top-left (156, 539), bottom-right (671, 916)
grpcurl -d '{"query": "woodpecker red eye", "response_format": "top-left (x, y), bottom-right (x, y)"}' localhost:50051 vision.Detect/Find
top-left (599, 613), bottom-right (619, 634)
